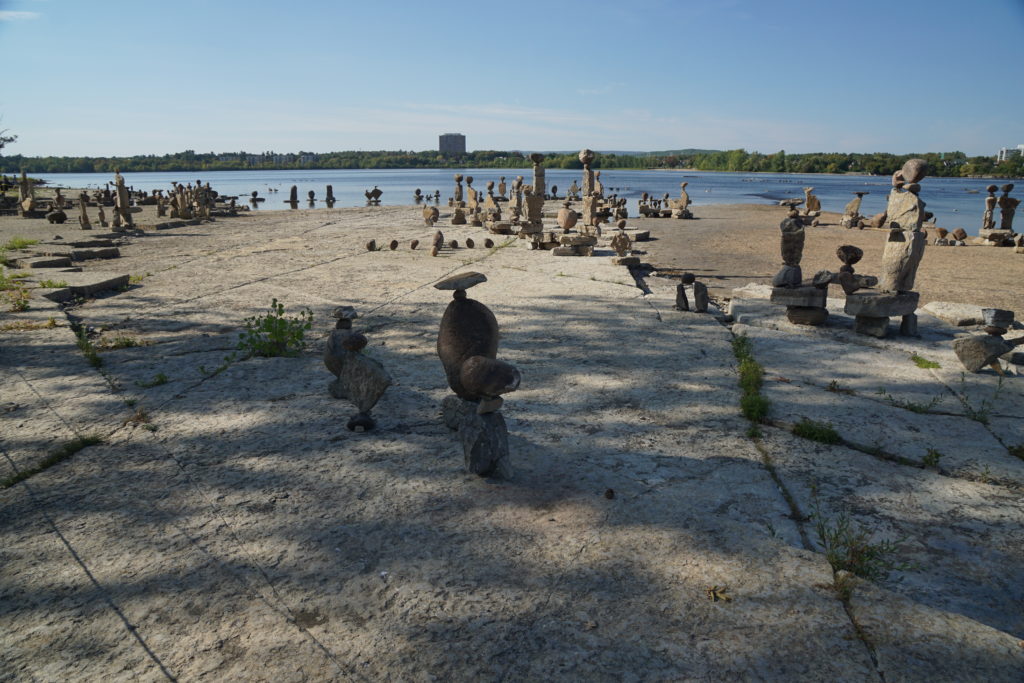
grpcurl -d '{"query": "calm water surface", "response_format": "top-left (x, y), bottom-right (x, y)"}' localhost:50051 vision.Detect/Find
top-left (35, 168), bottom-right (996, 235)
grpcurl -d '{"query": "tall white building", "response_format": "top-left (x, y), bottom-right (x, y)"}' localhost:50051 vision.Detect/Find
top-left (996, 144), bottom-right (1024, 162)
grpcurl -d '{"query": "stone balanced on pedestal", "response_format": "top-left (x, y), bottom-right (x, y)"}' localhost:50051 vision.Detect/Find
top-left (670, 182), bottom-right (693, 219)
top-left (840, 192), bottom-right (869, 229)
top-left (845, 158), bottom-right (929, 338)
top-left (436, 272), bottom-right (521, 478)
top-left (609, 227), bottom-right (638, 266)
top-left (324, 306), bottom-right (393, 431)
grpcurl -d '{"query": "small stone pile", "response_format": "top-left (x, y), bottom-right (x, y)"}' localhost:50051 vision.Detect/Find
top-left (323, 306), bottom-right (393, 431)
top-left (953, 308), bottom-right (1023, 375)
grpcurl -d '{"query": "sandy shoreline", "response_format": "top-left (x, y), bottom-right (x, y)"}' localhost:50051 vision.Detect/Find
top-left (632, 203), bottom-right (1021, 313)
top-left (3, 200), bottom-right (1020, 312)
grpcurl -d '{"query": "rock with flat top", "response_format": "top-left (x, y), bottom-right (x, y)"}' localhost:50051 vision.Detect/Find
top-left (434, 272), bottom-right (487, 291)
top-left (844, 291), bottom-right (920, 318)
top-left (953, 335), bottom-right (1021, 373)
top-left (920, 301), bottom-right (985, 327)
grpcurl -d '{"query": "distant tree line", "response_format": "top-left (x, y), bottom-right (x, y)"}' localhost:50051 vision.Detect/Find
top-left (1, 148), bottom-right (1020, 178)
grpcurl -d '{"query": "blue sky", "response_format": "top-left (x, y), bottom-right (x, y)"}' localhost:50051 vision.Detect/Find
top-left (1, 0), bottom-right (1021, 157)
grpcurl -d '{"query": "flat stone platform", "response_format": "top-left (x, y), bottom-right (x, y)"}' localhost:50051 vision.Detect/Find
top-left (1, 206), bottom-right (1021, 680)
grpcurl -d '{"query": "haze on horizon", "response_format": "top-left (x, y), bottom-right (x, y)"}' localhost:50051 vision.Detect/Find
top-left (1, 0), bottom-right (1021, 159)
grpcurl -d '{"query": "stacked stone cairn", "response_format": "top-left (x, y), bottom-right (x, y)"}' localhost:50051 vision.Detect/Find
top-left (840, 191), bottom-right (869, 229)
top-left (552, 195), bottom-right (597, 257)
top-left (113, 170), bottom-right (134, 230)
top-left (436, 272), bottom-right (521, 478)
top-left (77, 191), bottom-right (92, 229)
top-left (451, 174), bottom-right (467, 225)
top-left (978, 183), bottom-right (1019, 246)
top-left (482, 180), bottom-right (505, 230)
top-left (423, 204), bottom-right (440, 227)
top-left (364, 186), bottom-right (383, 206)
top-left (324, 306), bottom-right (393, 431)
top-left (673, 272), bottom-right (709, 313)
top-left (769, 204), bottom-right (830, 325)
top-left (843, 159), bottom-right (930, 338)
top-left (609, 226), bottom-right (638, 266)
top-left (802, 187), bottom-right (821, 225)
top-left (670, 182), bottom-right (694, 219)
top-left (953, 308), bottom-right (1023, 375)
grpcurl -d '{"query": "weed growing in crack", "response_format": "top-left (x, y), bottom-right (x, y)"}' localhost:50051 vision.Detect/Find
top-left (875, 386), bottom-right (944, 414)
top-left (811, 486), bottom-right (913, 582)
top-left (74, 327), bottom-right (102, 368)
top-left (1, 434), bottom-right (103, 488)
top-left (922, 448), bottom-right (943, 468)
top-left (826, 379), bottom-right (855, 395)
top-left (792, 418), bottom-right (841, 445)
top-left (732, 335), bottom-right (770, 424)
top-left (99, 335), bottom-right (143, 350)
top-left (955, 373), bottom-right (1003, 425)
top-left (5, 285), bottom-right (30, 311)
top-left (136, 372), bottom-right (169, 388)
top-left (237, 298), bottom-right (313, 358)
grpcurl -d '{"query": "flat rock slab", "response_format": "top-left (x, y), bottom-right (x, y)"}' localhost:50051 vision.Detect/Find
top-left (770, 285), bottom-right (827, 308)
top-left (35, 246), bottom-right (121, 261)
top-left (10, 255), bottom-right (73, 269)
top-left (844, 291), bottom-right (920, 317)
top-left (38, 271), bottom-right (129, 301)
top-left (921, 300), bottom-right (985, 326)
top-left (43, 239), bottom-right (117, 248)
top-left (434, 271), bottom-right (487, 290)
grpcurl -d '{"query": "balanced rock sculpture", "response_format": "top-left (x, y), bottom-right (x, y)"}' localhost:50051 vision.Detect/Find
top-left (671, 182), bottom-right (693, 219)
top-left (840, 192), bottom-right (869, 229)
top-left (436, 272), bottom-right (520, 478)
top-left (324, 306), bottom-right (392, 431)
top-left (609, 228), bottom-right (638, 266)
top-left (771, 207), bottom-right (805, 287)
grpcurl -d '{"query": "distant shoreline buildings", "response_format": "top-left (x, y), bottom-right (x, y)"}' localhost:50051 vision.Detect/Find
top-left (996, 144), bottom-right (1024, 162)
top-left (439, 133), bottom-right (466, 156)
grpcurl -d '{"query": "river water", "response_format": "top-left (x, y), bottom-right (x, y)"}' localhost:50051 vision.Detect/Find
top-left (33, 168), bottom-right (996, 235)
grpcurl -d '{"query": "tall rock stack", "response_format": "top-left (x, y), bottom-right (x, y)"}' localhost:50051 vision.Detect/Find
top-left (844, 159), bottom-right (929, 338)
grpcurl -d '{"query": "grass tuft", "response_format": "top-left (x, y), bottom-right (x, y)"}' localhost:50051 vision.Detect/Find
top-left (792, 418), bottom-right (841, 445)
top-left (2, 237), bottom-right (39, 251)
top-left (732, 334), bottom-right (770, 425)
top-left (910, 353), bottom-right (941, 369)
top-left (75, 327), bottom-right (102, 368)
top-left (136, 372), bottom-right (169, 388)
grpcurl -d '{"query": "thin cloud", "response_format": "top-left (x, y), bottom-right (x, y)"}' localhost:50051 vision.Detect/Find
top-left (0, 11), bottom-right (40, 20)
